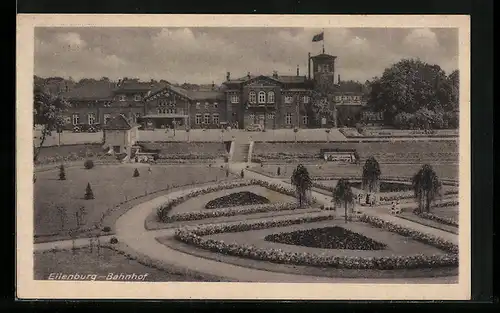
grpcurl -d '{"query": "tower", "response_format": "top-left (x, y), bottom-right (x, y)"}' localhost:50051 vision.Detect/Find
top-left (310, 53), bottom-right (337, 88)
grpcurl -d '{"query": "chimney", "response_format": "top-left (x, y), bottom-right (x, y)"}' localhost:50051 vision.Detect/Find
top-left (296, 65), bottom-right (300, 76)
top-left (212, 81), bottom-right (215, 90)
top-left (226, 72), bottom-right (231, 81)
top-left (247, 72), bottom-right (251, 79)
top-left (307, 52), bottom-right (311, 80)
top-left (272, 71), bottom-right (278, 79)
top-left (338, 74), bottom-right (341, 84)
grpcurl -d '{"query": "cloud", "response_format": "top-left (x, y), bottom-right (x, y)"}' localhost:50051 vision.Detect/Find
top-left (34, 27), bottom-right (458, 84)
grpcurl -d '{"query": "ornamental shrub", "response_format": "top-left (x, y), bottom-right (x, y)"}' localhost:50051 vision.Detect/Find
top-left (133, 168), bottom-right (140, 177)
top-left (59, 164), bottom-right (66, 180)
top-left (84, 159), bottom-right (94, 169)
top-left (84, 182), bottom-right (94, 200)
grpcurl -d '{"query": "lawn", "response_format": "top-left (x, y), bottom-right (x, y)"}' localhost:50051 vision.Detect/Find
top-left (252, 163), bottom-right (459, 181)
top-left (34, 246), bottom-right (219, 282)
top-left (34, 164), bottom-right (234, 239)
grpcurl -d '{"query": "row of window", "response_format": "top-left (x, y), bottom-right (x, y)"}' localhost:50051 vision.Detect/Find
top-left (116, 94), bottom-right (142, 102)
top-left (195, 113), bottom-right (220, 125)
top-left (335, 95), bottom-right (362, 102)
top-left (195, 102), bottom-right (218, 110)
top-left (69, 113), bottom-right (141, 125)
top-left (229, 93), bottom-right (310, 104)
top-left (157, 108), bottom-right (185, 114)
top-left (248, 113), bottom-right (308, 125)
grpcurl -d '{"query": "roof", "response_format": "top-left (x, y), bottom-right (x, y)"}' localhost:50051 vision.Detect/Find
top-left (188, 90), bottom-right (225, 101)
top-left (224, 74), bottom-right (308, 86)
top-left (103, 114), bottom-right (133, 130)
top-left (116, 80), bottom-right (153, 91)
top-left (61, 80), bottom-right (115, 100)
top-left (143, 114), bottom-right (189, 118)
top-left (310, 53), bottom-right (337, 60)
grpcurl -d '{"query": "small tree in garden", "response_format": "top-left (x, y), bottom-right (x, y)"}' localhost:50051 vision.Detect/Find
top-left (84, 183), bottom-right (94, 200)
top-left (84, 159), bottom-right (94, 169)
top-left (412, 164), bottom-right (441, 213)
top-left (240, 169), bottom-right (244, 178)
top-left (133, 168), bottom-right (140, 177)
top-left (332, 178), bottom-right (355, 223)
top-left (277, 166), bottom-right (281, 176)
top-left (58, 164), bottom-right (66, 180)
top-left (291, 164), bottom-right (312, 208)
top-left (56, 206), bottom-right (66, 231)
top-left (362, 156), bottom-right (381, 193)
top-left (226, 169), bottom-right (229, 177)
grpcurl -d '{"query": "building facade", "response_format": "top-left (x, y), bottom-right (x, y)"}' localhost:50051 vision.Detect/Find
top-left (55, 53), bottom-right (368, 131)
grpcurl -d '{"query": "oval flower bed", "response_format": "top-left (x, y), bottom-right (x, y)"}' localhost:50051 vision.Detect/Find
top-left (157, 179), bottom-right (305, 222)
top-left (265, 226), bottom-right (387, 250)
top-left (164, 203), bottom-right (299, 223)
top-left (205, 191), bottom-right (270, 210)
top-left (174, 214), bottom-right (458, 270)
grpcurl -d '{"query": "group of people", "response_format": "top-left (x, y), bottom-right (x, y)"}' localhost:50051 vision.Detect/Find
top-left (355, 192), bottom-right (377, 206)
top-left (390, 200), bottom-right (402, 214)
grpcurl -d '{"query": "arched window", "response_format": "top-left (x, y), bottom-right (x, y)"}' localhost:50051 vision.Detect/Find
top-left (267, 91), bottom-right (275, 103)
top-left (249, 91), bottom-right (257, 103)
top-left (258, 91), bottom-right (266, 104)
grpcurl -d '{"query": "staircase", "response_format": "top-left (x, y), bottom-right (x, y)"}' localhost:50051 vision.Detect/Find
top-left (231, 142), bottom-right (250, 163)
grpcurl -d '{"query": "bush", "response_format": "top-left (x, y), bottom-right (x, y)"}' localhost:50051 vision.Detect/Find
top-left (240, 169), bottom-right (244, 178)
top-left (205, 191), bottom-right (270, 210)
top-left (59, 164), bottom-right (66, 180)
top-left (84, 182), bottom-right (94, 200)
top-left (84, 159), bottom-right (94, 169)
top-left (224, 156), bottom-right (229, 163)
top-left (109, 237), bottom-right (118, 244)
top-left (133, 168), bottom-right (140, 177)
top-left (277, 167), bottom-right (281, 176)
top-left (102, 226), bottom-right (111, 233)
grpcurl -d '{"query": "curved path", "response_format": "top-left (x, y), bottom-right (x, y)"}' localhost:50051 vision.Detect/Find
top-left (35, 162), bottom-right (458, 282)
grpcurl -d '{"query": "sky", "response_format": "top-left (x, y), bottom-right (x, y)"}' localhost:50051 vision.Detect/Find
top-left (34, 27), bottom-right (458, 84)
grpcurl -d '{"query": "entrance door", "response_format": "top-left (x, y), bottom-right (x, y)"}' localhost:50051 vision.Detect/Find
top-left (258, 115), bottom-right (265, 127)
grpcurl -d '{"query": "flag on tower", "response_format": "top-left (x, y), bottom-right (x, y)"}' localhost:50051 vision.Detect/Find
top-left (312, 32), bottom-right (324, 42)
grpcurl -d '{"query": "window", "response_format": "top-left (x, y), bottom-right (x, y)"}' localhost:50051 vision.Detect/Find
top-left (72, 114), bottom-right (79, 125)
top-left (343, 96), bottom-right (348, 100)
top-left (204, 102), bottom-right (209, 109)
top-left (157, 108), bottom-right (166, 114)
top-left (230, 94), bottom-right (239, 103)
top-left (167, 108), bottom-right (176, 114)
top-left (118, 95), bottom-right (126, 102)
top-left (135, 113), bottom-right (141, 121)
top-left (249, 91), bottom-right (256, 103)
top-left (178, 108), bottom-right (185, 115)
top-left (285, 113), bottom-right (292, 125)
top-left (203, 113), bottom-right (210, 124)
top-left (134, 94), bottom-right (142, 101)
top-left (302, 115), bottom-right (309, 125)
top-left (88, 113), bottom-right (96, 125)
top-left (285, 95), bottom-right (293, 104)
top-left (64, 116), bottom-right (71, 124)
top-left (212, 113), bottom-right (220, 125)
top-left (335, 96), bottom-right (341, 101)
top-left (303, 96), bottom-right (310, 103)
top-left (258, 91), bottom-right (266, 104)
top-left (267, 91), bottom-right (275, 103)
top-left (195, 114), bottom-right (202, 125)
top-left (213, 102), bottom-right (218, 109)
top-left (267, 113), bottom-right (275, 120)
top-left (249, 114), bottom-right (255, 121)
top-left (196, 102), bottom-right (200, 110)
top-left (103, 114), bottom-right (111, 124)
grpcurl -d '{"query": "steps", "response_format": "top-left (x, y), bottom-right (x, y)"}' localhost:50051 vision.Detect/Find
top-left (231, 143), bottom-right (250, 162)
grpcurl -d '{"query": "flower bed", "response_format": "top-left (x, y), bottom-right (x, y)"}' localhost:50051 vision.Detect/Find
top-left (174, 214), bottom-right (457, 269)
top-left (432, 200), bottom-right (459, 208)
top-left (164, 203), bottom-right (299, 223)
top-left (157, 153), bottom-right (222, 160)
top-left (413, 212), bottom-right (459, 227)
top-left (358, 215), bottom-right (458, 254)
top-left (205, 191), bottom-right (270, 209)
top-left (157, 179), bottom-right (304, 222)
top-left (380, 189), bottom-right (458, 202)
top-left (265, 226), bottom-right (387, 250)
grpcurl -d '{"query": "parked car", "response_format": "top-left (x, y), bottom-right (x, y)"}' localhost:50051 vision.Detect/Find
top-left (245, 124), bottom-right (264, 132)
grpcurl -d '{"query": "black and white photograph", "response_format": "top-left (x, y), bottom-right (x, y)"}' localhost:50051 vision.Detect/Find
top-left (17, 15), bottom-right (470, 300)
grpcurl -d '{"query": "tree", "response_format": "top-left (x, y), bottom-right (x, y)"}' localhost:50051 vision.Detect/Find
top-left (133, 168), bottom-right (140, 177)
top-left (412, 164), bottom-right (442, 213)
top-left (366, 59), bottom-right (456, 127)
top-left (290, 164), bottom-right (312, 208)
top-left (362, 156), bottom-right (381, 193)
top-left (332, 179), bottom-right (355, 223)
top-left (33, 84), bottom-right (69, 163)
top-left (240, 169), bottom-right (244, 178)
top-left (85, 183), bottom-right (95, 200)
top-left (59, 164), bottom-right (66, 180)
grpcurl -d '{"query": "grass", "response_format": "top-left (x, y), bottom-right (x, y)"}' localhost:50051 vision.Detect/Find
top-left (34, 245), bottom-right (223, 282)
top-left (34, 164), bottom-right (235, 240)
top-left (252, 163), bottom-right (459, 181)
top-left (265, 226), bottom-right (387, 250)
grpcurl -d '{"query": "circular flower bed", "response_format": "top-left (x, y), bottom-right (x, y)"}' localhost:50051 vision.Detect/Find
top-left (205, 191), bottom-right (270, 210)
top-left (265, 227), bottom-right (387, 250)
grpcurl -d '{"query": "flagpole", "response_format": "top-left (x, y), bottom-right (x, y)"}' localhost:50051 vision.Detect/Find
top-left (322, 28), bottom-right (325, 54)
